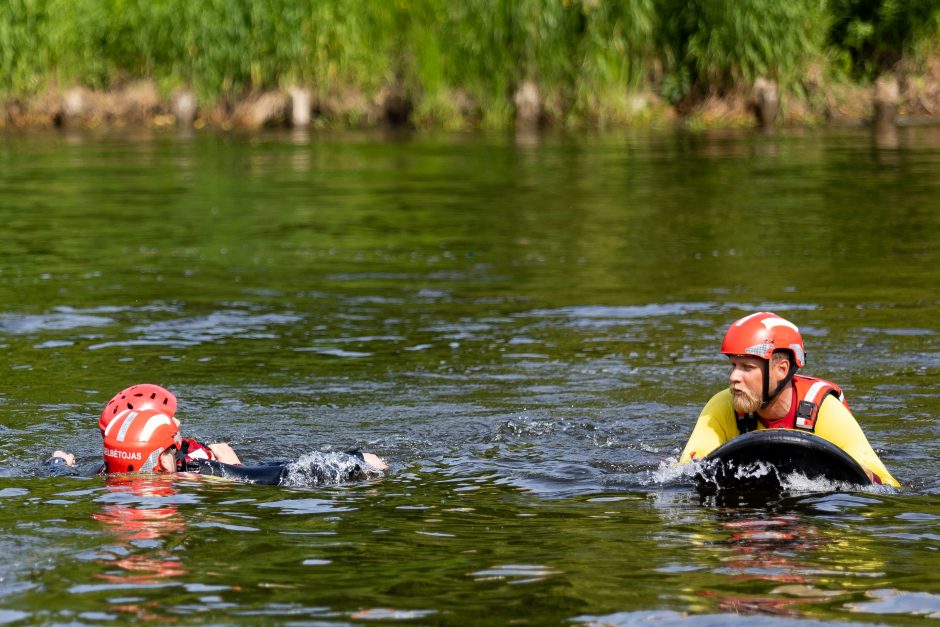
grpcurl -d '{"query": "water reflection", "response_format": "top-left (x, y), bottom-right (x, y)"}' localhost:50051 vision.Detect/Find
top-left (675, 494), bottom-right (899, 621)
top-left (92, 476), bottom-right (188, 585)
top-left (703, 513), bottom-right (841, 617)
top-left (873, 120), bottom-right (900, 151)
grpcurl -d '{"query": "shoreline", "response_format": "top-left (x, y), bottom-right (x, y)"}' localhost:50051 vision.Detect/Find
top-left (3, 73), bottom-right (940, 134)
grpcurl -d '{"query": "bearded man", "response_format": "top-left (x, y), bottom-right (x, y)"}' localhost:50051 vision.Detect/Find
top-left (679, 312), bottom-right (899, 487)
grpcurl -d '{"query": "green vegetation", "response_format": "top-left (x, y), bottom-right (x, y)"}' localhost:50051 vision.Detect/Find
top-left (828, 0), bottom-right (940, 76)
top-left (1, 0), bottom-right (940, 127)
top-left (657, 0), bottom-right (827, 103)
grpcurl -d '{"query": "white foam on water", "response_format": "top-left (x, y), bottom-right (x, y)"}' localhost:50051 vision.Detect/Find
top-left (646, 457), bottom-right (896, 495)
top-left (280, 451), bottom-right (384, 488)
top-left (646, 457), bottom-right (697, 485)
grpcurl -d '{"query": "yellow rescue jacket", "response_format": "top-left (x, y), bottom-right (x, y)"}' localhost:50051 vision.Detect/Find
top-left (679, 383), bottom-right (900, 487)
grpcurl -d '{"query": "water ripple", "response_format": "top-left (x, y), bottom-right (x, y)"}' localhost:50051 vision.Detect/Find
top-left (846, 588), bottom-right (940, 619)
top-left (0, 311), bottom-right (113, 334)
top-left (88, 310), bottom-right (301, 348)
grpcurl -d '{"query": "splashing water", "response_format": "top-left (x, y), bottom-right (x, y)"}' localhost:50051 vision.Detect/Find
top-left (280, 451), bottom-right (385, 488)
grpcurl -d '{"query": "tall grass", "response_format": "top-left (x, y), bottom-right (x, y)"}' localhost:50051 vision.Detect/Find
top-left (0, 0), bottom-right (56, 96)
top-left (657, 0), bottom-right (828, 103)
top-left (1, 0), bottom-right (938, 124)
top-left (0, 0), bottom-right (397, 101)
top-left (0, 0), bottom-right (659, 107)
top-left (406, 0), bottom-right (659, 125)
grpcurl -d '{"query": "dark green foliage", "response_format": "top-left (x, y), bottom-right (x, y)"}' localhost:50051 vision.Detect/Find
top-left (828, 0), bottom-right (940, 77)
top-left (657, 0), bottom-right (827, 102)
top-left (1, 0), bottom-right (938, 122)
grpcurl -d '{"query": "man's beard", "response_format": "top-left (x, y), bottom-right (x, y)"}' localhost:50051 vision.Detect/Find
top-left (731, 384), bottom-right (762, 415)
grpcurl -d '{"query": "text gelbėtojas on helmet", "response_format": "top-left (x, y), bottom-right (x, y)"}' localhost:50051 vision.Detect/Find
top-left (103, 409), bottom-right (181, 473)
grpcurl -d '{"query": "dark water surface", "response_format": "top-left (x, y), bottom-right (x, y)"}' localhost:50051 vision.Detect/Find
top-left (0, 127), bottom-right (938, 625)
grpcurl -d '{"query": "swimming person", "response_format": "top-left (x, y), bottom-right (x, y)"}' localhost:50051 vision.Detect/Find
top-left (50, 407), bottom-right (387, 485)
top-left (98, 383), bottom-right (241, 465)
top-left (48, 383), bottom-right (388, 484)
top-left (678, 312), bottom-right (899, 487)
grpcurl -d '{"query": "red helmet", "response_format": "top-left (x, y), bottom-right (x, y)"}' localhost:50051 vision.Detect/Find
top-left (103, 409), bottom-right (181, 473)
top-left (720, 312), bottom-right (805, 367)
top-left (99, 384), bottom-right (178, 434)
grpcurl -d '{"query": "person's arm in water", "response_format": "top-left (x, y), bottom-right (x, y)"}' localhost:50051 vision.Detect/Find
top-left (813, 395), bottom-right (900, 487)
top-left (678, 389), bottom-right (738, 464)
top-left (197, 441), bottom-right (383, 469)
top-left (44, 450), bottom-right (103, 477)
top-left (360, 452), bottom-right (388, 471)
top-left (343, 447), bottom-right (389, 471)
top-left (49, 450), bottom-right (76, 467)
top-left (207, 443), bottom-right (240, 465)
top-left (187, 449), bottom-right (389, 485)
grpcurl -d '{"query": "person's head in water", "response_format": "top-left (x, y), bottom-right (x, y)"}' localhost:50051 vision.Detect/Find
top-left (99, 384), bottom-right (178, 434)
top-left (720, 312), bottom-right (804, 415)
top-left (103, 408), bottom-right (181, 473)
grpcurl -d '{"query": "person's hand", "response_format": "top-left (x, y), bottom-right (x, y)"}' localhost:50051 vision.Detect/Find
top-left (51, 451), bottom-right (76, 467)
top-left (208, 442), bottom-right (241, 465)
top-left (361, 452), bottom-right (388, 472)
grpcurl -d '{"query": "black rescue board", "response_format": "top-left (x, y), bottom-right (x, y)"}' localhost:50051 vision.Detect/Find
top-left (696, 429), bottom-right (872, 492)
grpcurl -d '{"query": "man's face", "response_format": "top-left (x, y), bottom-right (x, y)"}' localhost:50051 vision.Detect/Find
top-left (728, 355), bottom-right (764, 414)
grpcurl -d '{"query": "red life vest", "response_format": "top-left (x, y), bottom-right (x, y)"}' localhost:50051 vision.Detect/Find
top-left (736, 375), bottom-right (847, 434)
top-left (176, 438), bottom-right (215, 469)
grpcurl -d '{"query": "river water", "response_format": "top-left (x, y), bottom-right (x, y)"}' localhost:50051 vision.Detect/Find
top-left (0, 127), bottom-right (937, 625)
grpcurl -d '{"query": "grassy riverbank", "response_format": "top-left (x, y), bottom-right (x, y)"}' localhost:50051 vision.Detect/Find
top-left (3, 0), bottom-right (940, 129)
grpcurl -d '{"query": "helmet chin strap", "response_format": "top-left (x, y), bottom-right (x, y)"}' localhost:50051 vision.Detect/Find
top-left (760, 354), bottom-right (798, 409)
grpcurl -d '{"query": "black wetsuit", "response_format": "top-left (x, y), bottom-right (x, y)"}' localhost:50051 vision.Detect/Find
top-left (181, 450), bottom-right (376, 486)
top-left (44, 449), bottom-right (380, 486)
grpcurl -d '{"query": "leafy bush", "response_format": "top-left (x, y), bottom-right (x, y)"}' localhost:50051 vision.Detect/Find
top-left (657, 0), bottom-right (827, 101)
top-left (828, 0), bottom-right (940, 77)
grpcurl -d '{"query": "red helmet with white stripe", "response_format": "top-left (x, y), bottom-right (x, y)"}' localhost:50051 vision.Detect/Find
top-left (99, 384), bottom-right (178, 434)
top-left (103, 409), bottom-right (181, 473)
top-left (721, 312), bottom-right (805, 367)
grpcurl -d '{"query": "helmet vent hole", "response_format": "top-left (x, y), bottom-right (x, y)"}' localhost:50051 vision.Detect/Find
top-left (151, 393), bottom-right (157, 399)
top-left (126, 402), bottom-right (133, 410)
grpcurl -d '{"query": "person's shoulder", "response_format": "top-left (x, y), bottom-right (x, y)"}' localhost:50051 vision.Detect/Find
top-left (696, 388), bottom-right (736, 428)
top-left (703, 387), bottom-right (733, 409)
top-left (818, 392), bottom-right (853, 417)
top-left (815, 393), bottom-right (863, 437)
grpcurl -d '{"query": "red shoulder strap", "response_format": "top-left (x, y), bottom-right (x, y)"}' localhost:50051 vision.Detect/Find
top-left (792, 376), bottom-right (844, 432)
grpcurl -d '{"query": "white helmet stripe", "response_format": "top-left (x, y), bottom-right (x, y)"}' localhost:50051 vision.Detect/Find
top-left (138, 413), bottom-right (172, 442)
top-left (115, 411), bottom-right (139, 442)
top-left (734, 312), bottom-right (765, 327)
top-left (762, 318), bottom-right (799, 333)
top-left (103, 409), bottom-right (131, 438)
